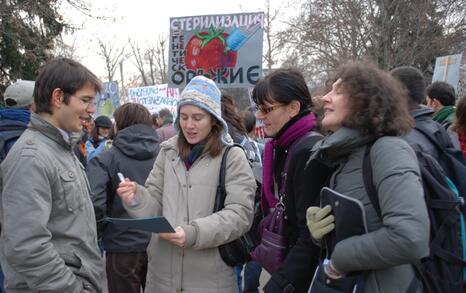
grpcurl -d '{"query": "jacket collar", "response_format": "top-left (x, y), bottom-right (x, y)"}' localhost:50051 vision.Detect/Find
top-left (410, 105), bottom-right (434, 119)
top-left (29, 113), bottom-right (81, 149)
top-left (308, 128), bottom-right (373, 166)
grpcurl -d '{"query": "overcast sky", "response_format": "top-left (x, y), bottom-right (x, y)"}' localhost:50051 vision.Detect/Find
top-left (60, 0), bottom-right (291, 80)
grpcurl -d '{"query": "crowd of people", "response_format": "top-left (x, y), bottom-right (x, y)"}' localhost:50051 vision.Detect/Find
top-left (0, 56), bottom-right (464, 293)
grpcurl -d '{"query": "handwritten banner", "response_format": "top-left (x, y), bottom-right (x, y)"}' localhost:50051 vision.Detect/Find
top-left (127, 84), bottom-right (180, 114)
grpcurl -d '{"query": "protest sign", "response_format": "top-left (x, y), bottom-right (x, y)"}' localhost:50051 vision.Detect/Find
top-left (432, 54), bottom-right (463, 95)
top-left (127, 84), bottom-right (180, 114)
top-left (95, 81), bottom-right (120, 118)
top-left (168, 12), bottom-right (264, 88)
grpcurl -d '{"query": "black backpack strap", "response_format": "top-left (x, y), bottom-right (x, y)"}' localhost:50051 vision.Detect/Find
top-left (214, 144), bottom-right (244, 212)
top-left (414, 123), bottom-right (465, 164)
top-left (362, 141), bottom-right (381, 218)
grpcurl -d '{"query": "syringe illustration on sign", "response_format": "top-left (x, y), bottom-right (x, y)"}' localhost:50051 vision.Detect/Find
top-left (226, 23), bottom-right (262, 52)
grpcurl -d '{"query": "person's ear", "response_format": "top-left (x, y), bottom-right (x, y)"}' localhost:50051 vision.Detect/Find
top-left (288, 100), bottom-right (301, 117)
top-left (51, 88), bottom-right (64, 108)
top-left (433, 98), bottom-right (442, 108)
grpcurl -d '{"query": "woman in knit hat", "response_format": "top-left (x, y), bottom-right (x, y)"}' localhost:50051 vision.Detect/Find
top-left (117, 76), bottom-right (256, 293)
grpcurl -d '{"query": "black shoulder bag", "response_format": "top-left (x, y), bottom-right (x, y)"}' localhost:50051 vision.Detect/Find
top-left (214, 144), bottom-right (256, 267)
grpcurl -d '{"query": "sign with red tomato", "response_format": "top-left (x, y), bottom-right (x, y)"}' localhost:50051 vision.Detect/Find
top-left (168, 12), bottom-right (264, 88)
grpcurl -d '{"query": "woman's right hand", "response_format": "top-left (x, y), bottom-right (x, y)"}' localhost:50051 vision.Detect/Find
top-left (116, 179), bottom-right (137, 206)
top-left (306, 205), bottom-right (335, 240)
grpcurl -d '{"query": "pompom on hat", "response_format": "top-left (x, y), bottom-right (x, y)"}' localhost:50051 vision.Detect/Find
top-left (175, 76), bottom-right (232, 145)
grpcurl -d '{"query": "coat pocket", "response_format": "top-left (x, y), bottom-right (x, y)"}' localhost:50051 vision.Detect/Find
top-left (60, 170), bottom-right (84, 212)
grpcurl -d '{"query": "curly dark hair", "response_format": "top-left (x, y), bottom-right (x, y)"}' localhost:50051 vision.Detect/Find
top-left (454, 95), bottom-right (466, 132)
top-left (332, 61), bottom-right (413, 137)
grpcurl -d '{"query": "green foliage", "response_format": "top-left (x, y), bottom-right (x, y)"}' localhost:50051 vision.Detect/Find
top-left (0, 0), bottom-right (64, 93)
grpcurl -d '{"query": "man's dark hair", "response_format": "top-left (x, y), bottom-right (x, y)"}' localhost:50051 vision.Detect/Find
top-left (34, 58), bottom-right (102, 114)
top-left (427, 81), bottom-right (456, 106)
top-left (158, 108), bottom-right (173, 124)
top-left (390, 66), bottom-right (426, 107)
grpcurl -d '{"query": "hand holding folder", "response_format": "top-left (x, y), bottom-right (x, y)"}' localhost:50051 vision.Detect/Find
top-left (320, 187), bottom-right (368, 252)
top-left (105, 216), bottom-right (175, 233)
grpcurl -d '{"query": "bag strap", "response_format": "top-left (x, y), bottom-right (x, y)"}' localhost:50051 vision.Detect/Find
top-left (279, 131), bottom-right (322, 197)
top-left (362, 141), bottom-right (381, 218)
top-left (214, 144), bottom-right (244, 212)
top-left (414, 123), bottom-right (454, 157)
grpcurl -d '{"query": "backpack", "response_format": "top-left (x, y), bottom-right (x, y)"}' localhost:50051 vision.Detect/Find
top-left (363, 142), bottom-right (466, 293)
top-left (414, 123), bottom-right (466, 209)
top-left (0, 125), bottom-right (27, 162)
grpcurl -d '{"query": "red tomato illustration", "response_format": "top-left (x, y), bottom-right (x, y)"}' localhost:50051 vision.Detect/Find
top-left (185, 27), bottom-right (237, 72)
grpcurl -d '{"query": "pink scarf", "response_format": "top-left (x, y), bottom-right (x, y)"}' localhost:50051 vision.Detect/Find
top-left (262, 113), bottom-right (317, 210)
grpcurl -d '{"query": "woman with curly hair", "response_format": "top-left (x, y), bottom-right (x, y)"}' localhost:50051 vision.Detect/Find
top-left (306, 62), bottom-right (430, 293)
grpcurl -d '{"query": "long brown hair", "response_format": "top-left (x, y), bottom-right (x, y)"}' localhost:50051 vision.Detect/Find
top-left (177, 111), bottom-right (224, 161)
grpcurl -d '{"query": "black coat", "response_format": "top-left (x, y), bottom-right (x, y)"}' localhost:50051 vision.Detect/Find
top-left (86, 124), bottom-right (160, 252)
top-left (264, 129), bottom-right (331, 293)
top-left (404, 106), bottom-right (454, 161)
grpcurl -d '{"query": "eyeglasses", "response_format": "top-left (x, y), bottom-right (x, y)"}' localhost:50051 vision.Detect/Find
top-left (254, 104), bottom-right (285, 114)
top-left (74, 96), bottom-right (97, 108)
top-left (63, 90), bottom-right (97, 108)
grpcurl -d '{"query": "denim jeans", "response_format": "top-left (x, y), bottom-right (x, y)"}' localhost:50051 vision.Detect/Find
top-left (0, 266), bottom-right (4, 293)
top-left (235, 265), bottom-right (243, 292)
top-left (235, 261), bottom-right (262, 293)
top-left (243, 261), bottom-right (262, 293)
top-left (106, 251), bottom-right (147, 293)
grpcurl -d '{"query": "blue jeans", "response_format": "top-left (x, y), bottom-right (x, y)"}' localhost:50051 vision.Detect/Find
top-left (0, 266), bottom-right (4, 293)
top-left (234, 265), bottom-right (243, 292)
top-left (243, 261), bottom-right (262, 293)
top-left (235, 261), bottom-right (262, 293)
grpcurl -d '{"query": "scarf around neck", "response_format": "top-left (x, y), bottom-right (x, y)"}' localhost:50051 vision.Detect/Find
top-left (262, 112), bottom-right (317, 210)
top-left (433, 105), bottom-right (455, 123)
top-left (306, 127), bottom-right (373, 167)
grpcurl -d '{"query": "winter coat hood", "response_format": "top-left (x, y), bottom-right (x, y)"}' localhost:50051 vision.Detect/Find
top-left (113, 124), bottom-right (160, 160)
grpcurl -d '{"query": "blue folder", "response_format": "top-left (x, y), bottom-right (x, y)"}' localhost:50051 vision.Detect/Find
top-left (105, 216), bottom-right (175, 233)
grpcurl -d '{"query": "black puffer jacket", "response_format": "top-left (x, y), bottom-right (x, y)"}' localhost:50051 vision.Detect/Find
top-left (86, 124), bottom-right (160, 252)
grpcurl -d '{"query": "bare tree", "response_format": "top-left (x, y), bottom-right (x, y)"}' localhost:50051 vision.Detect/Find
top-left (282, 0), bottom-right (466, 84)
top-left (96, 37), bottom-right (129, 82)
top-left (129, 35), bottom-right (168, 86)
top-left (52, 34), bottom-right (81, 61)
top-left (262, 0), bottom-right (286, 72)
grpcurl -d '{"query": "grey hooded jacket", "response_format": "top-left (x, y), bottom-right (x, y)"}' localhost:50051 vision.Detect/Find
top-left (0, 113), bottom-right (103, 292)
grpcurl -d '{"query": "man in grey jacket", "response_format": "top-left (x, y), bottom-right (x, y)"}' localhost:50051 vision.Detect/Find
top-left (0, 58), bottom-right (104, 292)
